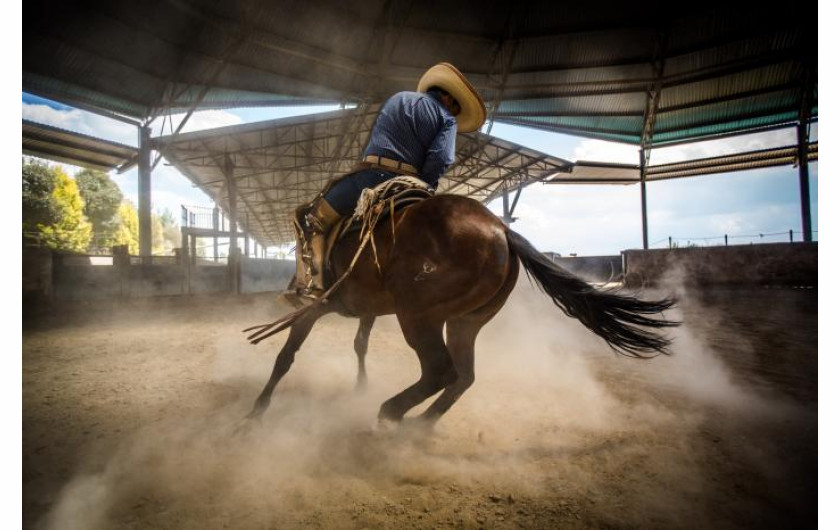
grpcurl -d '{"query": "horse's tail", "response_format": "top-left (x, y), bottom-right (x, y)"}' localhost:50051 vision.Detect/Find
top-left (506, 229), bottom-right (679, 357)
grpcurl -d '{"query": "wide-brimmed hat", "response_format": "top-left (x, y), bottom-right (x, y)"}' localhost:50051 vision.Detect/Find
top-left (417, 63), bottom-right (486, 133)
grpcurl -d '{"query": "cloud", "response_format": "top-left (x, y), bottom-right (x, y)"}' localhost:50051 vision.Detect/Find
top-left (147, 110), bottom-right (243, 135)
top-left (573, 139), bottom-right (639, 164)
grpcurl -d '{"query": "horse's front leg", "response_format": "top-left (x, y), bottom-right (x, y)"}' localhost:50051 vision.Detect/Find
top-left (354, 315), bottom-right (375, 391)
top-left (245, 306), bottom-right (327, 423)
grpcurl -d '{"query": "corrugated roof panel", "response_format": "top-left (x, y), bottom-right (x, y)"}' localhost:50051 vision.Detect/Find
top-left (653, 111), bottom-right (800, 144)
top-left (394, 0), bottom-right (510, 38)
top-left (660, 62), bottom-right (803, 109)
top-left (496, 117), bottom-right (641, 144)
top-left (168, 86), bottom-right (335, 111)
top-left (501, 114), bottom-right (644, 134)
top-left (666, 9), bottom-right (799, 55)
top-left (657, 90), bottom-right (800, 134)
top-left (497, 67), bottom-right (653, 104)
top-left (389, 29), bottom-right (498, 75)
top-left (23, 72), bottom-right (148, 118)
top-left (23, 119), bottom-right (138, 171)
top-left (514, 28), bottom-right (657, 70)
top-left (665, 28), bottom-right (806, 77)
top-left (496, 91), bottom-right (647, 116)
top-left (552, 161), bottom-right (640, 184)
top-left (24, 40), bottom-right (164, 116)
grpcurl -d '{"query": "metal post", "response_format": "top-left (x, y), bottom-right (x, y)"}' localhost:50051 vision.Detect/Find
top-left (500, 186), bottom-right (522, 226)
top-left (225, 155), bottom-right (240, 294)
top-left (725, 234), bottom-right (728, 246)
top-left (797, 121), bottom-right (813, 242)
top-left (244, 213), bottom-right (250, 258)
top-left (213, 207), bottom-right (219, 262)
top-left (138, 126), bottom-right (152, 263)
top-left (180, 226), bottom-right (188, 262)
top-left (639, 149), bottom-right (650, 250)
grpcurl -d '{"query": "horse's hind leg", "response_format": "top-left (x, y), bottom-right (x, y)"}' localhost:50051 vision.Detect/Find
top-left (245, 305), bottom-right (328, 422)
top-left (418, 316), bottom-right (481, 422)
top-left (421, 256), bottom-right (519, 423)
top-left (378, 317), bottom-right (454, 423)
top-left (354, 315), bottom-right (375, 392)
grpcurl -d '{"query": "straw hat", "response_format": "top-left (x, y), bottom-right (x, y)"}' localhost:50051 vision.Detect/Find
top-left (417, 63), bottom-right (486, 133)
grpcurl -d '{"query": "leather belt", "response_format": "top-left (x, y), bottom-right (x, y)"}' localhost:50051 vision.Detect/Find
top-left (362, 155), bottom-right (418, 175)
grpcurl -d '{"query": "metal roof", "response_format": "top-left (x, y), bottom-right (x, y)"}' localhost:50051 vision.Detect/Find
top-left (550, 142), bottom-right (818, 184)
top-left (153, 105), bottom-right (573, 246)
top-left (23, 1), bottom-right (817, 146)
top-left (22, 119), bottom-right (138, 171)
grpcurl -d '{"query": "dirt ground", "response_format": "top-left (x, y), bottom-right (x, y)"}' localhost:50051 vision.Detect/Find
top-left (22, 280), bottom-right (817, 529)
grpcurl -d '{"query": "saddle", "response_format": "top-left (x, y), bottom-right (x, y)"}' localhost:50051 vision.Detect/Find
top-left (324, 176), bottom-right (434, 281)
top-left (259, 176), bottom-right (433, 343)
top-left (290, 176), bottom-right (434, 293)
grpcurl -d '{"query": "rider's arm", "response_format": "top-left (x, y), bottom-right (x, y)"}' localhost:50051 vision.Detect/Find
top-left (419, 115), bottom-right (457, 189)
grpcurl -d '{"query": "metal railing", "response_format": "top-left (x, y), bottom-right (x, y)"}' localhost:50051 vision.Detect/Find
top-left (651, 230), bottom-right (818, 249)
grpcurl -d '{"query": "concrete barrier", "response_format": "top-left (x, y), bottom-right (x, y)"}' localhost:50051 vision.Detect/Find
top-left (34, 251), bottom-right (296, 301)
top-left (623, 242), bottom-right (818, 288)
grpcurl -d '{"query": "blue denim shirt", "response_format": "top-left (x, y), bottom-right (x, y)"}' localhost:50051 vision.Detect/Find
top-left (363, 91), bottom-right (458, 188)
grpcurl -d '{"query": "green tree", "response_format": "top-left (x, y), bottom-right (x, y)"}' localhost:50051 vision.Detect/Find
top-left (113, 201), bottom-right (140, 254)
top-left (38, 166), bottom-right (93, 252)
top-left (76, 169), bottom-right (123, 251)
top-left (152, 213), bottom-right (165, 254)
top-left (22, 159), bottom-right (61, 236)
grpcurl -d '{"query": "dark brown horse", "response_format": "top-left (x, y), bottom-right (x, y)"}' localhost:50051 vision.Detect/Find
top-left (244, 194), bottom-right (678, 425)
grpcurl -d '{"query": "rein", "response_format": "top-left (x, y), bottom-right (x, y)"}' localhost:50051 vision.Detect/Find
top-left (243, 226), bottom-right (376, 344)
top-left (243, 177), bottom-right (432, 345)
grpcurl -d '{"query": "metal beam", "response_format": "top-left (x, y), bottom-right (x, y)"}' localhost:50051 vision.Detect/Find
top-left (225, 154), bottom-right (240, 294)
top-left (797, 68), bottom-right (815, 242)
top-left (638, 30), bottom-right (667, 251)
top-left (138, 126), bottom-right (152, 261)
top-left (639, 149), bottom-right (650, 250)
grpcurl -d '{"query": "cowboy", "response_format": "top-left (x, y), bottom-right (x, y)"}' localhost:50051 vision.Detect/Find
top-left (292, 62), bottom-right (486, 300)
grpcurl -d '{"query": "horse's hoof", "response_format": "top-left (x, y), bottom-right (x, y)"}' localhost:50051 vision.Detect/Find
top-left (400, 416), bottom-right (435, 434)
top-left (373, 417), bottom-right (400, 434)
top-left (233, 415), bottom-right (262, 437)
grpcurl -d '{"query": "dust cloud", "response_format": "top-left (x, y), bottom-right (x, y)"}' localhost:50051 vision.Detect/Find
top-left (27, 279), bottom-right (816, 529)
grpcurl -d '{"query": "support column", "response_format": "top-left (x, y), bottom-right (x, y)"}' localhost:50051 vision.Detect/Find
top-left (244, 213), bottom-right (250, 258)
top-left (225, 155), bottom-right (240, 294)
top-left (500, 186), bottom-right (522, 226)
top-left (138, 126), bottom-right (152, 263)
top-left (797, 123), bottom-right (813, 243)
top-left (213, 207), bottom-right (219, 261)
top-left (639, 148), bottom-right (650, 250)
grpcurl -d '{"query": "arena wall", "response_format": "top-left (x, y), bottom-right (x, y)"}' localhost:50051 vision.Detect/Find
top-left (622, 242), bottom-right (818, 287)
top-left (22, 248), bottom-right (295, 303)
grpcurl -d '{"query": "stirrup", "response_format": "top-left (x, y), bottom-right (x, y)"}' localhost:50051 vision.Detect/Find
top-left (300, 287), bottom-right (326, 302)
top-left (279, 287), bottom-right (324, 308)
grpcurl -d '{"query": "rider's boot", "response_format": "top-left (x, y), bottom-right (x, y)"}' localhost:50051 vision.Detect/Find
top-left (301, 199), bottom-right (341, 301)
